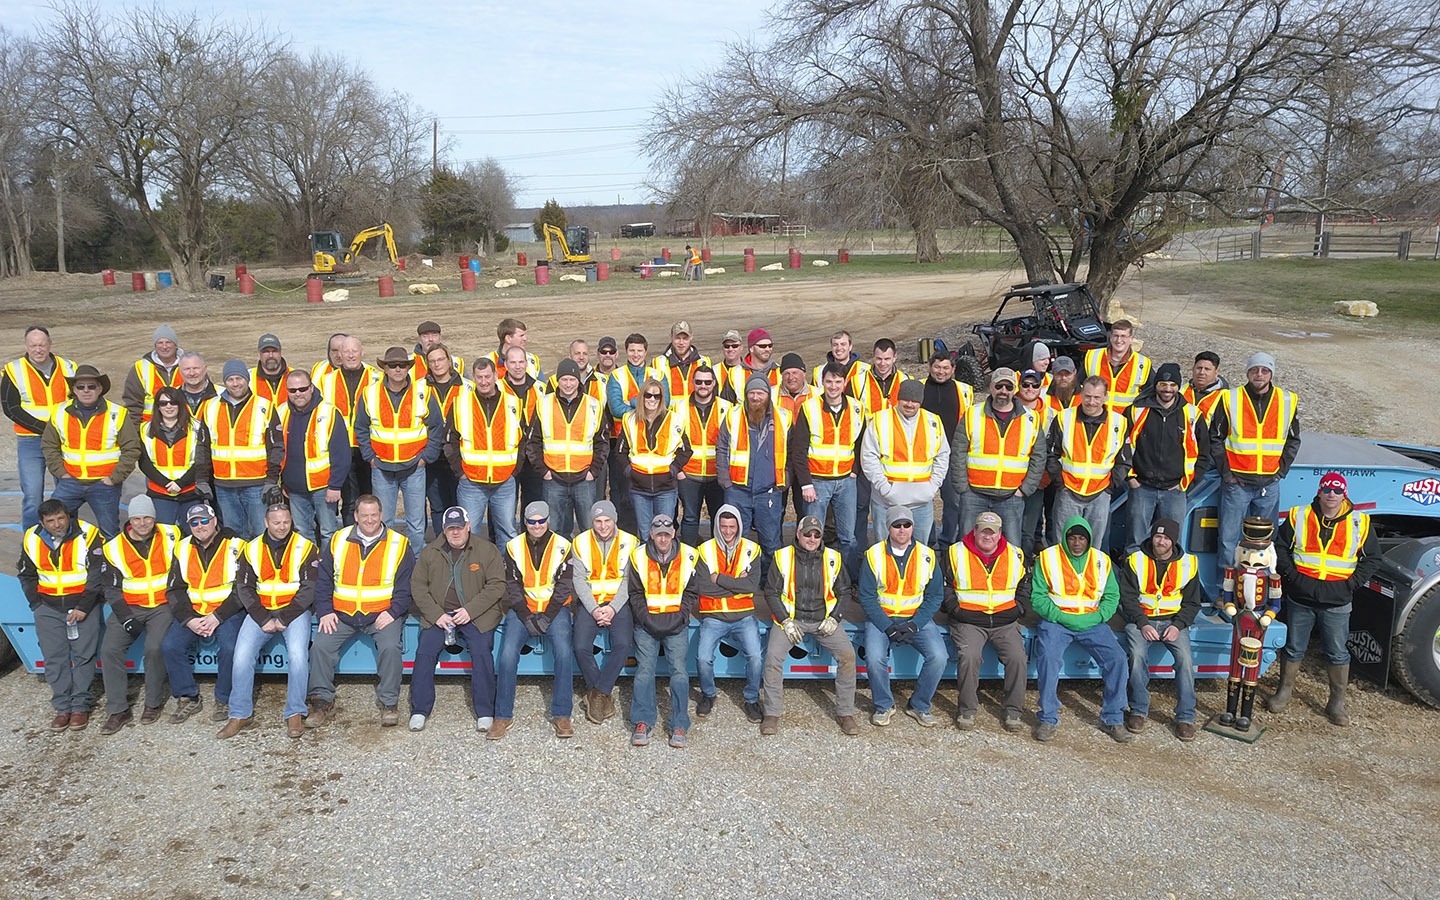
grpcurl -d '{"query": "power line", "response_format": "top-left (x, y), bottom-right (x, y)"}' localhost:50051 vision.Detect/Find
top-left (448, 124), bottom-right (642, 136)
top-left (436, 106), bottom-right (649, 120)
top-left (475, 141), bottom-right (637, 163)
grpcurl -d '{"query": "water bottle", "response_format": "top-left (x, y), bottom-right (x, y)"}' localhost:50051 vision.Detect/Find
top-left (443, 620), bottom-right (459, 650)
top-left (66, 610), bottom-right (79, 641)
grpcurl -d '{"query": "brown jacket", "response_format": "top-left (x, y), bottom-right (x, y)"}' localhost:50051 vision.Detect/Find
top-left (410, 533), bottom-right (507, 630)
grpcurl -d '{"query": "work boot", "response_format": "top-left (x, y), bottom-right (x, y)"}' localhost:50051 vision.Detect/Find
top-left (695, 694), bottom-right (716, 718)
top-left (50, 712), bottom-right (71, 732)
top-left (486, 718), bottom-right (511, 741)
top-left (553, 717), bottom-right (575, 738)
top-left (760, 716), bottom-right (780, 736)
top-left (168, 697), bottom-right (202, 724)
top-left (216, 717), bottom-right (254, 740)
top-left (68, 712), bottom-right (90, 732)
top-left (141, 705), bottom-right (164, 725)
top-left (838, 715), bottom-right (859, 736)
top-left (286, 714), bottom-right (305, 739)
top-left (600, 692), bottom-right (616, 722)
top-left (1101, 722), bottom-right (1136, 744)
top-left (1125, 713), bottom-right (1147, 734)
top-left (379, 706), bottom-right (401, 727)
top-left (1265, 658), bottom-right (1299, 713)
top-left (211, 704), bottom-right (229, 724)
top-left (584, 689), bottom-right (605, 725)
top-left (304, 700), bottom-right (334, 729)
top-left (100, 710), bottom-right (133, 735)
top-left (1325, 664), bottom-right (1351, 726)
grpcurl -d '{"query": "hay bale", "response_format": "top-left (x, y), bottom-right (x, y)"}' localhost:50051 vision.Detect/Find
top-left (1333, 300), bottom-right (1378, 318)
top-left (658, 270), bottom-right (677, 277)
top-left (812, 259), bottom-right (830, 267)
top-left (560, 273), bottom-right (586, 283)
top-left (322, 288), bottom-right (348, 302)
top-left (493, 278), bottom-right (518, 289)
top-left (706, 267), bottom-right (726, 275)
top-left (760, 262), bottom-right (784, 271)
top-left (407, 283), bottom-right (441, 295)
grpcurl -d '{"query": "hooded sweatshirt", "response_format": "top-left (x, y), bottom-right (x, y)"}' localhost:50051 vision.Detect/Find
top-left (1118, 537), bottom-right (1203, 628)
top-left (941, 531), bottom-right (1028, 628)
top-left (695, 504), bottom-right (761, 623)
top-left (1030, 515), bottom-right (1119, 631)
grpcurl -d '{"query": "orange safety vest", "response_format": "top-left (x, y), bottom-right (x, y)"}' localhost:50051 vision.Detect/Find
top-left (277, 401), bottom-right (341, 492)
top-left (724, 404), bottom-right (791, 489)
top-left (538, 393), bottom-right (603, 474)
top-left (697, 538), bottom-right (762, 613)
top-left (487, 349), bottom-right (542, 381)
top-left (1222, 387), bottom-right (1297, 478)
top-left (428, 378), bottom-right (467, 421)
top-left (499, 378), bottom-right (541, 424)
top-left (962, 404), bottom-right (1039, 493)
top-left (947, 542), bottom-right (1024, 614)
top-left (809, 359), bottom-right (871, 399)
top-left (680, 397), bottom-right (732, 478)
top-left (623, 408), bottom-right (686, 475)
top-left (410, 353), bottom-right (466, 384)
top-left (175, 535), bottom-right (243, 616)
top-left (244, 531), bottom-right (315, 610)
top-left (1036, 544), bottom-right (1111, 615)
top-left (630, 544), bottom-right (698, 614)
top-left (322, 365), bottom-right (376, 449)
top-left (859, 369), bottom-right (910, 419)
top-left (652, 353), bottom-right (711, 404)
top-left (203, 394), bottom-right (273, 482)
top-left (250, 365), bottom-right (290, 406)
top-left (310, 360), bottom-right (337, 384)
top-left (103, 525), bottom-right (181, 608)
top-left (1182, 383), bottom-right (1225, 422)
top-left (1084, 348), bottom-right (1152, 411)
top-left (56, 401), bottom-right (127, 480)
top-left (1125, 550), bottom-right (1199, 617)
top-left (23, 525), bottom-right (96, 598)
top-left (1128, 404), bottom-right (1201, 489)
top-left (452, 389), bottom-right (524, 484)
top-left (5, 355), bottom-right (76, 434)
top-left (1056, 407), bottom-right (1127, 496)
top-left (506, 532), bottom-right (572, 614)
top-left (1045, 390), bottom-right (1081, 415)
top-left (770, 385), bottom-right (815, 421)
top-left (133, 358), bottom-right (183, 423)
top-left (770, 545), bottom-right (842, 621)
top-left (329, 527), bottom-right (409, 615)
top-left (865, 541), bottom-right (937, 618)
top-left (570, 529), bottom-right (639, 605)
top-left (143, 421), bottom-right (203, 493)
top-left (362, 379), bottom-right (431, 464)
top-left (1286, 505), bottom-right (1370, 581)
top-left (872, 408), bottom-right (945, 484)
top-left (801, 394), bottom-right (863, 478)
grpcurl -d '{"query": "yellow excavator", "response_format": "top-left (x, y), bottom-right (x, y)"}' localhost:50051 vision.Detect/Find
top-left (310, 224), bottom-right (400, 280)
top-left (542, 223), bottom-right (592, 263)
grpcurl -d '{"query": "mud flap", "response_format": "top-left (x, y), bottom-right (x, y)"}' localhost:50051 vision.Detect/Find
top-left (1349, 558), bottom-right (1412, 689)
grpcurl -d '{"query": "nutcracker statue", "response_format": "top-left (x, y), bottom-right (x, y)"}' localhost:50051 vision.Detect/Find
top-left (1219, 516), bottom-right (1283, 731)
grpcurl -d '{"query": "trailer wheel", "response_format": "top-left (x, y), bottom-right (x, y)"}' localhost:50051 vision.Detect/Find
top-left (954, 354), bottom-right (987, 392)
top-left (1392, 583), bottom-right (1440, 708)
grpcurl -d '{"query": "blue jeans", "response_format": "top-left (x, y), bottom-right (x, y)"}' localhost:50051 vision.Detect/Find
top-left (543, 476), bottom-right (599, 539)
top-left (1034, 619), bottom-right (1129, 726)
top-left (1050, 488), bottom-right (1112, 549)
top-left (631, 627), bottom-right (691, 732)
top-left (287, 487), bottom-right (341, 545)
top-left (959, 491), bottom-right (1025, 550)
top-left (161, 613), bottom-right (245, 704)
top-left (1126, 484), bottom-right (1189, 554)
top-left (495, 608), bottom-right (574, 719)
top-left (215, 484), bottom-right (265, 539)
top-left (1123, 620), bottom-right (1196, 723)
top-left (228, 612), bottom-right (312, 719)
top-left (457, 477), bottom-right (517, 546)
top-left (724, 486), bottom-right (782, 583)
top-left (17, 433), bottom-right (47, 531)
top-left (808, 475), bottom-right (857, 563)
top-left (50, 477), bottom-right (121, 538)
top-left (1218, 479), bottom-right (1281, 583)
top-left (862, 620), bottom-right (947, 713)
top-left (696, 616), bottom-right (762, 703)
top-left (938, 474), bottom-right (963, 547)
top-left (426, 461), bottom-right (459, 536)
top-left (678, 477), bottom-right (724, 546)
top-left (633, 488), bottom-right (678, 540)
top-left (152, 493), bottom-right (201, 534)
top-left (573, 604), bottom-right (635, 694)
top-left (870, 495), bottom-right (936, 547)
top-left (410, 622), bottom-right (496, 717)
top-left (1284, 602), bottom-right (1352, 665)
top-left (372, 464), bottom-right (427, 552)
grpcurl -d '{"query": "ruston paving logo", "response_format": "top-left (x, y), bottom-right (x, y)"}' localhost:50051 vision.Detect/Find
top-left (1402, 477), bottom-right (1440, 506)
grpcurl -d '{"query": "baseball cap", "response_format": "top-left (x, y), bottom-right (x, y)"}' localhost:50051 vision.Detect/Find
top-left (441, 506), bottom-right (469, 530)
top-left (1051, 356), bottom-right (1077, 374)
top-left (990, 367), bottom-right (1017, 388)
top-left (887, 506), bottom-right (914, 527)
top-left (185, 502), bottom-right (216, 522)
top-left (721, 329), bottom-right (743, 345)
top-left (597, 336), bottom-right (618, 352)
top-left (1020, 369), bottom-right (1042, 386)
top-left (797, 515), bottom-right (822, 536)
top-left (649, 514), bottom-right (676, 537)
top-left (975, 511), bottom-right (1002, 534)
top-left (257, 333), bottom-right (282, 351)
top-left (671, 321), bottom-right (691, 337)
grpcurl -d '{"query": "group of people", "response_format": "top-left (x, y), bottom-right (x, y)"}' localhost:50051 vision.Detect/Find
top-left (7, 313), bottom-right (1376, 743)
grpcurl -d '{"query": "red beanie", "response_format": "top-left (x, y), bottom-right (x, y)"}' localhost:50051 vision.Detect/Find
top-left (747, 328), bottom-right (770, 347)
top-left (1319, 471), bottom-right (1348, 494)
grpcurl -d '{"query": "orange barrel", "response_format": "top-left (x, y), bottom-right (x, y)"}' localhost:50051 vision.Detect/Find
top-left (788, 248), bottom-right (802, 268)
top-left (661, 247), bottom-right (671, 261)
top-left (131, 272), bottom-right (145, 292)
top-left (701, 247), bottom-right (712, 262)
top-left (517, 252), bottom-right (527, 266)
top-left (458, 255), bottom-right (470, 270)
top-left (306, 279), bottom-right (324, 303)
top-left (102, 269), bottom-right (116, 286)
top-left (838, 249), bottom-right (850, 263)
top-left (743, 248), bottom-right (754, 256)
top-left (535, 263), bottom-right (550, 286)
top-left (461, 269), bottom-right (476, 291)
top-left (238, 274), bottom-right (255, 295)
top-left (611, 248), bottom-right (621, 261)
top-left (378, 275), bottom-right (395, 298)
top-left (396, 258), bottom-right (407, 271)
top-left (235, 264), bottom-right (247, 278)
top-left (640, 263), bottom-right (653, 279)
top-left (743, 255), bottom-right (756, 273)
top-left (596, 262), bottom-right (609, 281)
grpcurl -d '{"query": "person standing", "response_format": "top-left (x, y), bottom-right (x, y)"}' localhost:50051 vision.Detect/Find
top-left (950, 368), bottom-right (1045, 550)
top-left (736, 328), bottom-right (780, 394)
top-left (716, 374), bottom-right (798, 574)
top-left (860, 379), bottom-right (949, 546)
top-left (503, 345), bottom-right (546, 513)
top-left (1118, 517), bottom-right (1203, 741)
top-left (1015, 369), bottom-right (1056, 558)
top-left (771, 353), bottom-right (815, 421)
top-left (809, 330), bottom-right (870, 399)
top-left (620, 376), bottom-right (691, 540)
top-left (446, 357), bottom-right (524, 545)
top-left (1083, 319), bottom-right (1153, 413)
top-left (274, 368), bottom-right (350, 545)
top-left (487, 317), bottom-right (543, 380)
top-left (676, 365), bottom-right (732, 546)
top-left (137, 385), bottom-right (211, 530)
top-left (855, 338), bottom-right (911, 544)
top-left (715, 329), bottom-right (747, 403)
top-left (122, 324), bottom-right (184, 425)
top-left (605, 333), bottom-right (655, 532)
top-left (1125, 362), bottom-right (1210, 552)
top-left (792, 363), bottom-right (865, 569)
top-left (529, 358), bottom-right (608, 538)
top-left (201, 360), bottom-right (280, 540)
top-left (686, 244), bottom-right (703, 281)
top-left (354, 346), bottom-right (444, 553)
top-left (318, 336), bottom-right (376, 526)
top-left (651, 321), bottom-right (710, 405)
top-left (1046, 376), bottom-right (1130, 547)
top-left (410, 321), bottom-right (465, 381)
top-left (546, 339), bottom-right (606, 404)
top-left (3, 325), bottom-right (75, 530)
top-left (43, 365), bottom-right (141, 539)
top-left (627, 514), bottom-right (703, 748)
top-left (1182, 351), bottom-right (1228, 423)
top-left (178, 351), bottom-right (217, 413)
top-left (693, 505), bottom-right (765, 724)
top-left (250, 333), bottom-right (291, 406)
top-left (1044, 356), bottom-right (1081, 414)
top-left (570, 500), bottom-right (640, 725)
top-left (423, 342), bottom-right (466, 537)
top-left (921, 352), bottom-right (972, 547)
top-left (310, 333), bottom-right (348, 385)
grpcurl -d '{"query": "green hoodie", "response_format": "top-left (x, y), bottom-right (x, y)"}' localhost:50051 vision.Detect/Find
top-left (1030, 515), bottom-right (1120, 631)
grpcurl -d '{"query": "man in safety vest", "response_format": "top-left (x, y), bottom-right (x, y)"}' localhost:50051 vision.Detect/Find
top-left (861, 379), bottom-right (949, 546)
top-left (319, 335), bottom-right (376, 526)
top-left (570, 499), bottom-right (639, 725)
top-left (858, 506), bottom-right (947, 727)
top-left (42, 364), bottom-right (141, 539)
top-left (225, 501), bottom-right (318, 739)
top-left (160, 501), bottom-right (247, 725)
top-left (1182, 350), bottom-right (1228, 423)
top-left (693, 505), bottom-right (765, 723)
top-left (202, 360), bottom-right (281, 540)
top-left (250, 333), bottom-right (291, 406)
top-left (652, 321), bottom-right (710, 406)
top-left (98, 496), bottom-right (181, 734)
top-left (545, 339), bottom-right (606, 404)
top-left (1269, 472), bottom-right (1379, 726)
top-left (487, 317), bottom-right (544, 381)
top-left (178, 351), bottom-right (217, 413)
top-left (1118, 517), bottom-right (1203, 741)
top-left (715, 329), bottom-right (747, 403)
top-left (1124, 362), bottom-right (1210, 553)
top-left (445, 357), bottom-right (524, 545)
top-left (409, 320), bottom-right (465, 382)
top-left (274, 368), bottom-right (350, 544)
top-left (528, 358), bottom-right (609, 538)
top-left (494, 501), bottom-right (576, 740)
top-left (808, 330), bottom-right (870, 399)
top-left (1031, 515), bottom-right (1132, 743)
top-left (1083, 318), bottom-right (1153, 413)
top-left (792, 362), bottom-right (866, 570)
top-left (921, 352), bottom-right (973, 548)
top-left (3, 325), bottom-right (76, 530)
top-left (854, 338), bottom-right (910, 544)
top-left (771, 353), bottom-right (816, 421)
top-left (606, 333), bottom-right (658, 533)
top-left (18, 499), bottom-right (103, 731)
top-left (628, 513), bottom-right (704, 748)
top-left (311, 333), bottom-right (348, 386)
top-left (760, 515), bottom-right (859, 736)
top-left (1209, 351), bottom-right (1301, 585)
top-left (122, 323), bottom-right (184, 425)
top-left (1045, 375), bottom-right (1130, 546)
top-left (940, 511), bottom-right (1028, 733)
top-left (354, 346), bottom-right (444, 553)
top-left (734, 327), bottom-right (781, 396)
top-left (677, 364), bottom-right (732, 546)
top-left (716, 374), bottom-right (801, 578)
top-left (950, 367), bottom-right (1046, 551)
top-left (305, 494), bottom-right (414, 728)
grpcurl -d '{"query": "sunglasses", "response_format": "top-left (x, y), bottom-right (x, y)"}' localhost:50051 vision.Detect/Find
top-left (1320, 486), bottom-right (1345, 495)
top-left (1020, 380), bottom-right (1041, 389)
top-left (754, 342), bottom-right (774, 349)
top-left (73, 383), bottom-right (101, 391)
top-left (188, 516), bottom-right (213, 526)
top-left (652, 517), bottom-right (676, 528)
top-left (157, 399), bottom-right (180, 407)
top-left (993, 383), bottom-right (1014, 390)
top-left (526, 517), bottom-right (548, 525)
top-left (384, 362), bottom-right (409, 369)
top-left (723, 342), bottom-right (740, 349)
top-left (643, 392), bottom-right (662, 399)
top-left (288, 384), bottom-right (312, 393)
top-left (889, 521), bottom-right (913, 529)
top-left (693, 379), bottom-right (715, 386)
top-left (598, 348), bottom-right (616, 354)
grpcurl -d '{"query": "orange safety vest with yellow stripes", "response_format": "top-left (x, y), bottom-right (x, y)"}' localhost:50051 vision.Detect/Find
top-left (770, 545), bottom-right (842, 622)
top-left (23, 524), bottom-right (96, 598)
top-left (1222, 387), bottom-right (1297, 478)
top-left (1128, 404), bottom-right (1201, 489)
top-left (321, 365), bottom-right (376, 449)
top-left (865, 541), bottom-right (937, 618)
top-left (653, 353), bottom-right (711, 404)
top-left (203, 394), bottom-right (273, 482)
top-left (680, 397), bottom-right (733, 478)
top-left (410, 353), bottom-right (466, 384)
top-left (1285, 504), bottom-right (1370, 581)
top-left (1056, 407), bottom-right (1127, 496)
top-left (499, 378), bottom-right (541, 425)
top-left (537, 393), bottom-right (603, 474)
top-left (872, 407), bottom-right (945, 484)
top-left (277, 400), bottom-right (341, 492)
top-left (176, 535), bottom-right (244, 616)
top-left (428, 378), bottom-right (467, 420)
top-left (623, 408), bottom-right (686, 475)
top-left (1045, 390), bottom-right (1081, 415)
top-left (1036, 544), bottom-right (1111, 615)
top-left (962, 404), bottom-right (1039, 493)
top-left (1084, 348), bottom-right (1152, 411)
top-left (801, 394), bottom-right (863, 478)
top-left (329, 527), bottom-right (409, 615)
top-left (724, 404), bottom-right (791, 489)
top-left (5, 355), bottom-right (75, 434)
top-left (250, 365), bottom-right (290, 406)
top-left (770, 385), bottom-right (815, 421)
top-left (451, 389), bottom-right (523, 484)
top-left (361, 379), bottom-right (431, 464)
top-left (103, 525), bottom-right (181, 608)
top-left (56, 401), bottom-right (127, 480)
top-left (570, 529), bottom-right (639, 605)
top-left (630, 544), bottom-right (698, 614)
top-left (697, 538), bottom-right (761, 614)
top-left (486, 349), bottom-right (542, 381)
top-left (1125, 550), bottom-right (1199, 618)
top-left (506, 532), bottom-right (572, 614)
top-left (859, 369), bottom-right (910, 419)
top-left (143, 421), bottom-right (203, 493)
top-left (809, 359), bottom-right (871, 399)
top-left (133, 358), bottom-right (183, 424)
top-left (947, 542), bottom-right (1024, 614)
top-left (1182, 384), bottom-right (1225, 422)
top-left (244, 531), bottom-right (315, 610)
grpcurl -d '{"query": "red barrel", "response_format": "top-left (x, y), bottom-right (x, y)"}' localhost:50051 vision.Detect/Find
top-left (660, 247), bottom-right (671, 261)
top-left (517, 252), bottom-right (527, 266)
top-left (610, 248), bottom-right (621, 261)
top-left (235, 264), bottom-right (247, 278)
top-left (838, 249), bottom-right (850, 263)
top-left (238, 274), bottom-right (255, 295)
top-left (377, 275), bottom-right (394, 298)
top-left (461, 270), bottom-right (477, 291)
top-left (396, 258), bottom-right (407, 271)
top-left (743, 248), bottom-right (754, 256)
top-left (306, 278), bottom-right (323, 303)
top-left (788, 248), bottom-right (802, 269)
top-left (131, 272), bottom-right (145, 292)
top-left (640, 264), bottom-right (653, 279)
top-left (743, 255), bottom-right (756, 273)
top-left (596, 263), bottom-right (609, 281)
top-left (701, 247), bottom-right (712, 262)
top-left (102, 269), bottom-right (116, 286)
top-left (458, 255), bottom-right (470, 270)
top-left (535, 264), bottom-right (550, 286)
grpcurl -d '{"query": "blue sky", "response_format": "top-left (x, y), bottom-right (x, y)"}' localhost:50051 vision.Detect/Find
top-left (14, 1), bottom-right (778, 209)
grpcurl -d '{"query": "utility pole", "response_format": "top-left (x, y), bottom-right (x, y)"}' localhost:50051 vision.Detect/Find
top-left (432, 120), bottom-right (438, 178)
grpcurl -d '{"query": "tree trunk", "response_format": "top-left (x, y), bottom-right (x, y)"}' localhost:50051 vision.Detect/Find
top-left (54, 172), bottom-right (67, 275)
top-left (914, 226), bottom-right (941, 263)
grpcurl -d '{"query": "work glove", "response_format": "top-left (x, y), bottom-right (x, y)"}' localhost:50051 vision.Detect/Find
top-left (121, 617), bottom-right (141, 636)
top-left (780, 619), bottom-right (804, 646)
top-left (817, 616), bottom-right (839, 637)
top-left (523, 616), bottom-right (544, 637)
top-left (261, 483), bottom-right (287, 508)
top-left (886, 622), bottom-right (917, 645)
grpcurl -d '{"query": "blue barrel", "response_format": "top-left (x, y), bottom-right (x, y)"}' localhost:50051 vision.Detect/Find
top-left (468, 258), bottom-right (481, 274)
top-left (157, 271), bottom-right (173, 288)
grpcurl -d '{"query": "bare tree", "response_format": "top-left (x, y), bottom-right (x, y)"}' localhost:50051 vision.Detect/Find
top-left (0, 28), bottom-right (40, 278)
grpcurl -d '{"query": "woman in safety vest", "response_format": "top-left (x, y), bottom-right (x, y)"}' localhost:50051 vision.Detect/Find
top-left (137, 386), bottom-right (211, 531)
top-left (620, 377), bottom-right (693, 540)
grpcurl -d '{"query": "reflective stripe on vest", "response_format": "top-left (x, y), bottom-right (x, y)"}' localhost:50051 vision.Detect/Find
top-left (330, 527), bottom-right (408, 615)
top-left (250, 366), bottom-right (290, 406)
top-left (1129, 404), bottom-right (1201, 489)
top-left (1125, 550), bottom-right (1199, 617)
top-left (653, 354), bottom-right (710, 403)
top-left (134, 358), bottom-right (183, 423)
top-left (203, 395), bottom-right (272, 482)
top-left (362, 380), bottom-right (430, 464)
top-left (1057, 407), bottom-right (1127, 496)
top-left (453, 390), bottom-right (523, 484)
top-left (322, 366), bottom-right (376, 449)
top-left (23, 525), bottom-right (94, 597)
top-left (245, 532), bottom-right (315, 610)
top-left (487, 349), bottom-right (541, 380)
top-left (1287, 505), bottom-right (1370, 581)
top-left (1182, 384), bottom-right (1225, 422)
top-left (859, 369), bottom-right (908, 419)
top-left (538, 394), bottom-right (602, 474)
top-left (801, 394), bottom-right (863, 478)
top-left (962, 405), bottom-right (1039, 492)
top-left (570, 530), bottom-right (639, 605)
top-left (873, 408), bottom-right (943, 484)
top-left (864, 542), bottom-right (937, 618)
top-left (1223, 387), bottom-right (1297, 478)
top-left (946, 542), bottom-right (1024, 614)
top-left (1084, 348), bottom-right (1152, 411)
top-left (697, 538), bottom-right (761, 613)
top-left (680, 398), bottom-right (732, 478)
top-left (144, 421), bottom-right (203, 492)
top-left (770, 545), bottom-right (842, 621)
top-left (5, 355), bottom-right (75, 434)
top-left (58, 402), bottom-right (126, 479)
top-left (724, 405), bottom-right (791, 489)
top-left (631, 544), bottom-right (698, 614)
top-left (809, 359), bottom-right (871, 400)
top-left (770, 385), bottom-right (814, 421)
top-left (102, 525), bottom-right (181, 608)
top-left (923, 377), bottom-right (973, 415)
top-left (1036, 544), bottom-right (1110, 615)
top-left (623, 408), bottom-right (686, 475)
top-left (277, 401), bottom-right (338, 492)
top-left (506, 532), bottom-right (572, 614)
top-left (176, 536), bottom-right (243, 615)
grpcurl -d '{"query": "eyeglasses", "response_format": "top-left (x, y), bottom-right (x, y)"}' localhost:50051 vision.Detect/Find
top-left (754, 342), bottom-right (773, 349)
top-left (643, 392), bottom-right (662, 399)
top-left (384, 362), bottom-right (409, 369)
top-left (722, 342), bottom-right (740, 349)
top-left (526, 516), bottom-right (548, 525)
top-left (889, 521), bottom-right (914, 529)
top-left (188, 516), bottom-right (213, 526)
top-left (73, 383), bottom-right (101, 391)
top-left (157, 399), bottom-right (180, 407)
top-left (1319, 487), bottom-right (1345, 495)
top-left (1020, 380), bottom-right (1041, 389)
top-left (693, 379), bottom-right (715, 386)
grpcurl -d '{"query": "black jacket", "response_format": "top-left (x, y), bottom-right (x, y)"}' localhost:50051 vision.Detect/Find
top-left (1118, 540), bottom-right (1204, 628)
top-left (1276, 499), bottom-right (1381, 609)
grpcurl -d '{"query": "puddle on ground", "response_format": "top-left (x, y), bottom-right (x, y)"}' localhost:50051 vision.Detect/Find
top-left (1274, 329), bottom-right (1333, 339)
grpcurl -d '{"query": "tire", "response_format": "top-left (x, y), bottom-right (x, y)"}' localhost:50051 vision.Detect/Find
top-left (953, 353), bottom-right (987, 392)
top-left (0, 633), bottom-right (15, 669)
top-left (1391, 583), bottom-right (1440, 708)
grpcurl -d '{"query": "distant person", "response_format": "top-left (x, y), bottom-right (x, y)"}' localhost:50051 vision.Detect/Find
top-left (3, 325), bottom-right (76, 530)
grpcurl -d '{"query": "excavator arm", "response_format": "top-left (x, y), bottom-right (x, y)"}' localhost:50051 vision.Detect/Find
top-left (542, 223), bottom-right (591, 263)
top-left (344, 224), bottom-right (398, 266)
